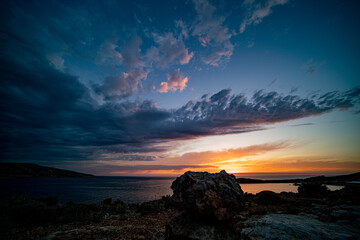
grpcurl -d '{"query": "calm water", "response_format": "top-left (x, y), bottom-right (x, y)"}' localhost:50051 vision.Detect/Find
top-left (0, 177), bottom-right (344, 204)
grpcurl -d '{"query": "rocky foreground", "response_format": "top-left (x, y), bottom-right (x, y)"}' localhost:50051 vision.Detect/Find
top-left (1, 170), bottom-right (360, 240)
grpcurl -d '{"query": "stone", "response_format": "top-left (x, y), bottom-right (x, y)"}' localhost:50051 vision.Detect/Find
top-left (166, 213), bottom-right (240, 240)
top-left (241, 214), bottom-right (360, 240)
top-left (171, 170), bottom-right (245, 221)
top-left (253, 191), bottom-right (287, 205)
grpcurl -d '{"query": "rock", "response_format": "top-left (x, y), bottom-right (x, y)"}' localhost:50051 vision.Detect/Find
top-left (241, 214), bottom-right (360, 240)
top-left (253, 191), bottom-right (287, 205)
top-left (166, 213), bottom-right (240, 240)
top-left (171, 170), bottom-right (245, 221)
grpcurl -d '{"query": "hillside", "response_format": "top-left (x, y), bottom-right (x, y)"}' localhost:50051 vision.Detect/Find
top-left (0, 163), bottom-right (95, 178)
top-left (237, 172), bottom-right (360, 185)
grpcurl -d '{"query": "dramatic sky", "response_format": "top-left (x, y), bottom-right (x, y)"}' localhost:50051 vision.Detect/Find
top-left (1, 0), bottom-right (360, 177)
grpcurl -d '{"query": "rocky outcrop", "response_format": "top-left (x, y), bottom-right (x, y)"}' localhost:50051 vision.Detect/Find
top-left (241, 214), bottom-right (360, 240)
top-left (166, 170), bottom-right (244, 240)
top-left (171, 170), bottom-right (245, 221)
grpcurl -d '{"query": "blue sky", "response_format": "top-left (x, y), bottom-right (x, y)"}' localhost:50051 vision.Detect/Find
top-left (0, 0), bottom-right (359, 176)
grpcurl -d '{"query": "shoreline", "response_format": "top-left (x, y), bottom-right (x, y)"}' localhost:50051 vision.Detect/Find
top-left (1, 181), bottom-right (359, 239)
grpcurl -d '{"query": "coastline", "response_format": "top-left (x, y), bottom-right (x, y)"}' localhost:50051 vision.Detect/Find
top-left (1, 181), bottom-right (359, 239)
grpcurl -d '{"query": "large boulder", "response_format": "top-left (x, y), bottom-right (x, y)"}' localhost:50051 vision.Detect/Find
top-left (171, 170), bottom-right (245, 221)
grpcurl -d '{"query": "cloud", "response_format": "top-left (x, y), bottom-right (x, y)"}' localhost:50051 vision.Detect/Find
top-left (96, 39), bottom-right (123, 67)
top-left (267, 77), bottom-right (278, 87)
top-left (161, 142), bottom-right (290, 165)
top-left (78, 164), bottom-right (219, 176)
top-left (94, 70), bottom-right (147, 100)
top-left (240, 0), bottom-right (289, 34)
top-left (2, 39), bottom-right (360, 164)
top-left (94, 154), bottom-right (155, 161)
top-left (46, 53), bottom-right (65, 71)
top-left (232, 155), bottom-right (360, 174)
top-left (158, 69), bottom-right (188, 93)
top-left (78, 141), bottom-right (290, 175)
top-left (95, 32), bottom-right (194, 97)
top-left (176, 20), bottom-right (189, 39)
top-left (192, 0), bottom-right (234, 66)
top-left (302, 59), bottom-right (326, 74)
top-left (1, 25), bottom-right (360, 163)
top-left (289, 123), bottom-right (314, 127)
top-left (147, 32), bottom-right (194, 68)
top-left (290, 87), bottom-right (298, 94)
top-left (121, 35), bottom-right (145, 70)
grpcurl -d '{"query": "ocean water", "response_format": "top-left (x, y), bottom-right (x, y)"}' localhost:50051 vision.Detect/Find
top-left (0, 177), bottom-right (344, 204)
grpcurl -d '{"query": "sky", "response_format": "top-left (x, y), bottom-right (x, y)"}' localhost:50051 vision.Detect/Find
top-left (0, 0), bottom-right (359, 177)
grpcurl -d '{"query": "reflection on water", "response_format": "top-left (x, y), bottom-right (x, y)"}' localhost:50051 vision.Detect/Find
top-left (325, 185), bottom-right (344, 191)
top-left (240, 183), bottom-right (298, 194)
top-left (0, 177), bottom-right (345, 203)
top-left (240, 183), bottom-right (344, 194)
top-left (0, 177), bottom-right (175, 204)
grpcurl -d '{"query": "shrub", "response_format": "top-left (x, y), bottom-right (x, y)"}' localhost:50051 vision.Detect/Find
top-left (101, 198), bottom-right (112, 205)
top-left (297, 182), bottom-right (329, 197)
top-left (39, 196), bottom-right (58, 206)
top-left (114, 199), bottom-right (127, 214)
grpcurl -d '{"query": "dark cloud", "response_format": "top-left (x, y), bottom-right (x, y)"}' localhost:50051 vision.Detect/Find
top-left (1, 32), bottom-right (360, 163)
top-left (94, 70), bottom-right (147, 100)
top-left (1, 31), bottom-right (359, 163)
top-left (1, 1), bottom-right (360, 164)
top-left (80, 164), bottom-right (219, 176)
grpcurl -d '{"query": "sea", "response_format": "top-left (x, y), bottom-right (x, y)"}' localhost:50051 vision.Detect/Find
top-left (0, 176), bottom-right (344, 204)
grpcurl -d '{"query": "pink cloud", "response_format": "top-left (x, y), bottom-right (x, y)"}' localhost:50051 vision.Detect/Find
top-left (158, 69), bottom-right (188, 93)
top-left (96, 69), bottom-right (148, 100)
top-left (192, 0), bottom-right (234, 66)
top-left (148, 32), bottom-right (194, 68)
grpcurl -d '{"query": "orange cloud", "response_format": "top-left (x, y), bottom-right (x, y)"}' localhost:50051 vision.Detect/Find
top-left (162, 142), bottom-right (290, 165)
top-left (232, 156), bottom-right (360, 175)
top-left (77, 142), bottom-right (359, 177)
top-left (158, 69), bottom-right (188, 93)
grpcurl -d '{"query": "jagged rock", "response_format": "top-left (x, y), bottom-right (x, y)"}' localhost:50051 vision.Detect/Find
top-left (241, 214), bottom-right (360, 240)
top-left (166, 213), bottom-right (240, 240)
top-left (171, 170), bottom-right (245, 221)
top-left (253, 191), bottom-right (287, 205)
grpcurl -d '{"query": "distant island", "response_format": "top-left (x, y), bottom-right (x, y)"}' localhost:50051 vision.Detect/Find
top-left (236, 172), bottom-right (360, 185)
top-left (0, 163), bottom-right (95, 178)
